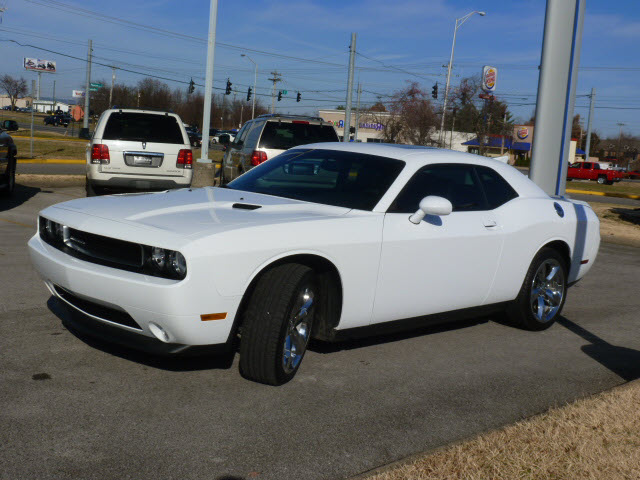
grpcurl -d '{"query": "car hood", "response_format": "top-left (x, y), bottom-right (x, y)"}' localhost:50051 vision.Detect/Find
top-left (50, 187), bottom-right (352, 237)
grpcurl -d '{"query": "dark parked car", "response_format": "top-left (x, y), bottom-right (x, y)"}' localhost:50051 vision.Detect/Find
top-left (1, 120), bottom-right (19, 131)
top-left (44, 114), bottom-right (71, 127)
top-left (0, 129), bottom-right (17, 197)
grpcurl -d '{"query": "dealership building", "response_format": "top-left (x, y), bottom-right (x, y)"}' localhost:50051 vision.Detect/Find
top-left (317, 109), bottom-right (390, 143)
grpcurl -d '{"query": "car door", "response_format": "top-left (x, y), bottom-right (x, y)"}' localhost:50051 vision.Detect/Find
top-left (372, 163), bottom-right (504, 324)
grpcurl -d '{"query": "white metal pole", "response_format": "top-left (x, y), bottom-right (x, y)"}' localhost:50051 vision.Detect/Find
top-left (30, 79), bottom-right (35, 158)
top-left (354, 82), bottom-right (362, 142)
top-left (109, 66), bottom-right (116, 107)
top-left (439, 21), bottom-right (457, 146)
top-left (199, 0), bottom-right (219, 164)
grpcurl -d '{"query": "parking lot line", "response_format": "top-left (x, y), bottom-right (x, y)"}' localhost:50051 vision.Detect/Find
top-left (0, 217), bottom-right (33, 228)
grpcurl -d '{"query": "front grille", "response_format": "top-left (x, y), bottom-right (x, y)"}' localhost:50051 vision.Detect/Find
top-left (54, 285), bottom-right (141, 330)
top-left (40, 220), bottom-right (145, 273)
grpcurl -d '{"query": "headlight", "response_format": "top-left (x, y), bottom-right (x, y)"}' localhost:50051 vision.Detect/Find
top-left (144, 246), bottom-right (187, 280)
top-left (39, 216), bottom-right (64, 244)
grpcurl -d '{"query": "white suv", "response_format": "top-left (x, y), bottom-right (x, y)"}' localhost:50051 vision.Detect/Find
top-left (221, 114), bottom-right (339, 183)
top-left (86, 109), bottom-right (193, 196)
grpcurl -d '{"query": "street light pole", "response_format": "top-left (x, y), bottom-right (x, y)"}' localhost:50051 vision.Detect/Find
top-left (241, 54), bottom-right (257, 120)
top-left (439, 11), bottom-right (485, 146)
top-left (199, 0), bottom-right (219, 164)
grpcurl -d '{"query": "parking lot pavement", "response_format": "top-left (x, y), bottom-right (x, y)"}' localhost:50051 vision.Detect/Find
top-left (1, 186), bottom-right (639, 480)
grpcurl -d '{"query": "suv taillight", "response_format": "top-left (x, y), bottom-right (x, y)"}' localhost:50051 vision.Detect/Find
top-left (251, 150), bottom-right (268, 166)
top-left (91, 144), bottom-right (110, 164)
top-left (177, 149), bottom-right (193, 169)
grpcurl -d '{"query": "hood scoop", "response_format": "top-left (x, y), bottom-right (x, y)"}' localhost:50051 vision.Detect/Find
top-left (232, 203), bottom-right (262, 211)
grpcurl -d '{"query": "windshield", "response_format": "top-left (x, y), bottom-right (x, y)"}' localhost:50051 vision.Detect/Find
top-left (259, 122), bottom-right (339, 150)
top-left (103, 112), bottom-right (184, 144)
top-left (226, 149), bottom-right (405, 211)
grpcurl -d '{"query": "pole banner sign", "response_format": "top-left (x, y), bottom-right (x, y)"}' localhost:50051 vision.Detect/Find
top-left (24, 58), bottom-right (57, 73)
top-left (482, 65), bottom-right (497, 93)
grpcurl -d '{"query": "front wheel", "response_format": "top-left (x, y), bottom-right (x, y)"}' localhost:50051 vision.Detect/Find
top-left (506, 247), bottom-right (567, 331)
top-left (239, 263), bottom-right (317, 385)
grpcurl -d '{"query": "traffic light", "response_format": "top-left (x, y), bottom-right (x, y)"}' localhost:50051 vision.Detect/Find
top-left (277, 90), bottom-right (282, 101)
top-left (296, 92), bottom-right (301, 102)
top-left (432, 83), bottom-right (438, 99)
top-left (188, 78), bottom-right (195, 95)
top-left (225, 79), bottom-right (232, 95)
top-left (247, 87), bottom-right (252, 102)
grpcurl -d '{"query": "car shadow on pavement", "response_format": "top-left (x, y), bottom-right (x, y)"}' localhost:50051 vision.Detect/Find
top-left (557, 316), bottom-right (640, 381)
top-left (310, 316), bottom-right (488, 354)
top-left (0, 183), bottom-right (40, 211)
top-left (47, 297), bottom-right (236, 372)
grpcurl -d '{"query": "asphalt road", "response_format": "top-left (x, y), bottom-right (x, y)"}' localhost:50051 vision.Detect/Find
top-left (1, 186), bottom-right (639, 480)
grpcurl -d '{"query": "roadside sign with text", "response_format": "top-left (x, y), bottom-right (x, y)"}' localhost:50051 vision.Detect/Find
top-left (482, 66), bottom-right (497, 93)
top-left (72, 90), bottom-right (85, 98)
top-left (24, 57), bottom-right (56, 73)
top-left (90, 82), bottom-right (104, 88)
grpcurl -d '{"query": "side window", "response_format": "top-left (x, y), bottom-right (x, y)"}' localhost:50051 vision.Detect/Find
top-left (233, 123), bottom-right (250, 145)
top-left (474, 166), bottom-right (518, 210)
top-left (243, 122), bottom-right (264, 149)
top-left (389, 164), bottom-right (487, 213)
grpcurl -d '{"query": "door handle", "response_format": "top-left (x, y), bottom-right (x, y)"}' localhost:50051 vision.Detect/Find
top-left (483, 219), bottom-right (498, 228)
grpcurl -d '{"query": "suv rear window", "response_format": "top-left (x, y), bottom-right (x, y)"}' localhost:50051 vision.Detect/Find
top-left (259, 122), bottom-right (338, 150)
top-left (103, 112), bottom-right (184, 144)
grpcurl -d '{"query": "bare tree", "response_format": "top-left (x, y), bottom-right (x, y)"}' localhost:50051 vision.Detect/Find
top-left (0, 75), bottom-right (28, 110)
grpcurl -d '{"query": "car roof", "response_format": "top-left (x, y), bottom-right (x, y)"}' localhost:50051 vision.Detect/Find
top-left (104, 108), bottom-right (179, 116)
top-left (291, 142), bottom-right (549, 199)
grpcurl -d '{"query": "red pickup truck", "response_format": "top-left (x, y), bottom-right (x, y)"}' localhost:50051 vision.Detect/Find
top-left (567, 162), bottom-right (625, 185)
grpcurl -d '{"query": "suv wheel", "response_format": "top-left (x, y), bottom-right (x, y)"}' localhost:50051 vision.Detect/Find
top-left (1, 157), bottom-right (16, 197)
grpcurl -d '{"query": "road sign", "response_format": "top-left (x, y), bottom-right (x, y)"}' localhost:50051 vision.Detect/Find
top-left (282, 90), bottom-right (288, 95)
top-left (90, 82), bottom-right (104, 88)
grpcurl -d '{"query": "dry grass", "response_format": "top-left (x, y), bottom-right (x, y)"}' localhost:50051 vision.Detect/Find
top-left (589, 202), bottom-right (640, 248)
top-left (14, 138), bottom-right (87, 159)
top-left (567, 180), bottom-right (640, 196)
top-left (363, 381), bottom-right (640, 480)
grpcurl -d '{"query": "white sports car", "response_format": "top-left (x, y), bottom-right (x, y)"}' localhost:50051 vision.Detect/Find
top-left (29, 144), bottom-right (600, 385)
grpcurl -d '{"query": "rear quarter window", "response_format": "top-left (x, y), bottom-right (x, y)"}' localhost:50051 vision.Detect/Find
top-left (475, 166), bottom-right (518, 209)
top-left (259, 122), bottom-right (338, 150)
top-left (102, 112), bottom-right (184, 144)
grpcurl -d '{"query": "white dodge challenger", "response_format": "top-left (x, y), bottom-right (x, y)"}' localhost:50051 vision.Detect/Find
top-left (29, 143), bottom-right (600, 385)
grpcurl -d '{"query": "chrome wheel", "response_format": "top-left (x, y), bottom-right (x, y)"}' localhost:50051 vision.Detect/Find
top-left (282, 286), bottom-right (315, 374)
top-left (530, 258), bottom-right (565, 323)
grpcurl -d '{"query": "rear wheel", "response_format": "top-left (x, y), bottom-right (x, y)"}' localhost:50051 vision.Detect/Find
top-left (597, 175), bottom-right (606, 184)
top-left (506, 247), bottom-right (567, 331)
top-left (1, 157), bottom-right (15, 197)
top-left (85, 180), bottom-right (104, 197)
top-left (239, 263), bottom-right (317, 385)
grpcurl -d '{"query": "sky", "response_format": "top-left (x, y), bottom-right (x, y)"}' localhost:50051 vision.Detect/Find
top-left (0, 0), bottom-right (638, 138)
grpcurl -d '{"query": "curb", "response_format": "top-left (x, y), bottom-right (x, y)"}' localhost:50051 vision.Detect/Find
top-left (13, 135), bottom-right (89, 143)
top-left (18, 159), bottom-right (85, 164)
top-left (566, 188), bottom-right (640, 200)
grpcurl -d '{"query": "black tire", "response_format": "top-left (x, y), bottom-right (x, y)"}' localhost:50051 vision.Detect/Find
top-left (239, 263), bottom-right (317, 385)
top-left (85, 180), bottom-right (99, 197)
top-left (506, 247), bottom-right (567, 331)
top-left (606, 180), bottom-right (614, 185)
top-left (1, 157), bottom-right (16, 197)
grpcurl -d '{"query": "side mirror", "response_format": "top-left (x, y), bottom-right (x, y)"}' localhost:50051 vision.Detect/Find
top-left (409, 196), bottom-right (452, 224)
top-left (219, 134), bottom-right (230, 146)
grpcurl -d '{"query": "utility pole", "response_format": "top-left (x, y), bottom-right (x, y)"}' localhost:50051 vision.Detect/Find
top-left (451, 108), bottom-right (457, 150)
top-left (343, 33), bottom-right (356, 142)
top-left (199, 0), bottom-right (219, 164)
top-left (354, 82), bottom-right (362, 142)
top-left (37, 71), bottom-right (41, 101)
top-left (109, 66), bottom-right (116, 107)
top-left (52, 80), bottom-right (56, 113)
top-left (616, 122), bottom-right (626, 167)
top-left (584, 87), bottom-right (595, 162)
top-left (268, 71), bottom-right (281, 113)
top-left (30, 79), bottom-right (35, 158)
top-left (81, 39), bottom-right (92, 139)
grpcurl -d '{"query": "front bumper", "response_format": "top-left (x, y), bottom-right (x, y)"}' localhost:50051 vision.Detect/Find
top-left (29, 234), bottom-right (242, 350)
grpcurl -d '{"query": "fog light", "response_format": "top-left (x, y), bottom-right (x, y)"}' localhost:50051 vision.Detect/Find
top-left (148, 322), bottom-right (170, 343)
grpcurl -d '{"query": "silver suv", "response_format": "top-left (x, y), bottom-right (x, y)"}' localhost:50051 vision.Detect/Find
top-left (86, 108), bottom-right (193, 196)
top-left (220, 114), bottom-right (339, 183)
